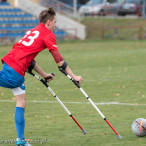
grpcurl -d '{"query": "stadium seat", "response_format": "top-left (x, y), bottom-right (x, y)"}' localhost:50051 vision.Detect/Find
top-left (0, 20), bottom-right (39, 24)
top-left (0, 26), bottom-right (36, 31)
top-left (0, 14), bottom-right (33, 18)
top-left (0, 8), bottom-right (22, 12)
top-left (0, 2), bottom-right (10, 6)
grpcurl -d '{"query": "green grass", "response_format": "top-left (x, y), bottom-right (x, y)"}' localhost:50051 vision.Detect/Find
top-left (0, 40), bottom-right (146, 146)
top-left (81, 18), bottom-right (146, 40)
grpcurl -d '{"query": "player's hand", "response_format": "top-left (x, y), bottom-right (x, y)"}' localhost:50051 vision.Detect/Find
top-left (44, 74), bottom-right (54, 82)
top-left (73, 76), bottom-right (83, 84)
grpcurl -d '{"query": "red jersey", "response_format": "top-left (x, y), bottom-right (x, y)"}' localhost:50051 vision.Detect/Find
top-left (1, 23), bottom-right (63, 77)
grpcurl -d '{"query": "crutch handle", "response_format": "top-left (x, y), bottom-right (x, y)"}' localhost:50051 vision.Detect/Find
top-left (44, 73), bottom-right (55, 80)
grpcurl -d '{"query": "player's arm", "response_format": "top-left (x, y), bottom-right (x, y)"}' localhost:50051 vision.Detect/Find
top-left (45, 34), bottom-right (82, 83)
top-left (50, 50), bottom-right (83, 84)
top-left (58, 60), bottom-right (83, 84)
top-left (33, 63), bottom-right (54, 81)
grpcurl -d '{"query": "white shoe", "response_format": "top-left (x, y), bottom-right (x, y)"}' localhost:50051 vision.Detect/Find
top-left (16, 138), bottom-right (31, 146)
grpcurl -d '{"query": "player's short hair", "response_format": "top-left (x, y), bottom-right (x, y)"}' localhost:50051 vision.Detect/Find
top-left (39, 7), bottom-right (56, 24)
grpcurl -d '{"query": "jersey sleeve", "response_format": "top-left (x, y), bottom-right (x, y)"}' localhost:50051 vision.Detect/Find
top-left (44, 33), bottom-right (58, 51)
top-left (50, 49), bottom-right (64, 63)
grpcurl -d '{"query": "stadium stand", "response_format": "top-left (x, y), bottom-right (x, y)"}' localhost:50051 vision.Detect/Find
top-left (0, 2), bottom-right (67, 42)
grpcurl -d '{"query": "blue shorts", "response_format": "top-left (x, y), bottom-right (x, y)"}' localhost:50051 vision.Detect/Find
top-left (0, 62), bottom-right (25, 90)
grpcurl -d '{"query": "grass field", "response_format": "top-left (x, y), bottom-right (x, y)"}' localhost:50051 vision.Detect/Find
top-left (0, 40), bottom-right (146, 146)
top-left (81, 18), bottom-right (146, 40)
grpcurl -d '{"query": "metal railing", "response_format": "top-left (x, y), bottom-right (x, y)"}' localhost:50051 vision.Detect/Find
top-left (39, 0), bottom-right (79, 18)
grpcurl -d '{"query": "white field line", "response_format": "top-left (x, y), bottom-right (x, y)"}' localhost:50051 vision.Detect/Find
top-left (0, 100), bottom-right (146, 106)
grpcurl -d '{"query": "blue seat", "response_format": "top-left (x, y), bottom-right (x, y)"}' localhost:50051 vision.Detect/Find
top-left (0, 26), bottom-right (36, 31)
top-left (54, 29), bottom-right (67, 36)
top-left (54, 31), bottom-right (66, 36)
top-left (0, 33), bottom-right (6, 38)
top-left (0, 14), bottom-right (33, 18)
top-left (0, 2), bottom-right (10, 6)
top-left (0, 20), bottom-right (39, 24)
top-left (0, 8), bottom-right (22, 12)
top-left (0, 32), bottom-right (25, 38)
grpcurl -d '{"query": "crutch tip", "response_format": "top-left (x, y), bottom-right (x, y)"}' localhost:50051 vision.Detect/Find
top-left (82, 130), bottom-right (87, 135)
top-left (118, 134), bottom-right (123, 140)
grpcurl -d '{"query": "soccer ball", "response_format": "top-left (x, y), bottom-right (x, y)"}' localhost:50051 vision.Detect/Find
top-left (131, 118), bottom-right (146, 137)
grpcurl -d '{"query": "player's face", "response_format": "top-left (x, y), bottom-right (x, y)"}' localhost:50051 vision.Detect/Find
top-left (46, 16), bottom-right (56, 32)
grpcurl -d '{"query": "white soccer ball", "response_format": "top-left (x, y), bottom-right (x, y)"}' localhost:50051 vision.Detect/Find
top-left (131, 118), bottom-right (146, 137)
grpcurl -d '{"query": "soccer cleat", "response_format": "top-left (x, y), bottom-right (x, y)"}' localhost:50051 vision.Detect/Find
top-left (16, 138), bottom-right (31, 146)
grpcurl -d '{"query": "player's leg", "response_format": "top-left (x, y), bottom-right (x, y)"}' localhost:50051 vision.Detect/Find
top-left (15, 93), bottom-right (26, 140)
top-left (0, 63), bottom-right (31, 145)
top-left (0, 64), bottom-right (26, 142)
top-left (15, 93), bottom-right (26, 108)
top-left (12, 87), bottom-right (31, 146)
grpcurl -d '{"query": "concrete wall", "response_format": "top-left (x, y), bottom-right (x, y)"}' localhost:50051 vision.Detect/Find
top-left (15, 0), bottom-right (86, 40)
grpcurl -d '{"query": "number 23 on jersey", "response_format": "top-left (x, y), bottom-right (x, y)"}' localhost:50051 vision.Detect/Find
top-left (19, 31), bottom-right (40, 46)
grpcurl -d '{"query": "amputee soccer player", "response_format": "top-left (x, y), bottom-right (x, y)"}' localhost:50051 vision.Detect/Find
top-left (0, 7), bottom-right (83, 146)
